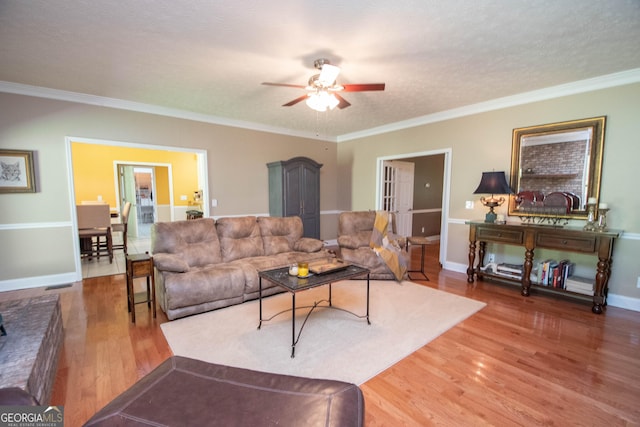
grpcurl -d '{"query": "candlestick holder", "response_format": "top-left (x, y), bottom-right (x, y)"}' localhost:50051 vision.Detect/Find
top-left (583, 203), bottom-right (597, 231)
top-left (597, 208), bottom-right (609, 232)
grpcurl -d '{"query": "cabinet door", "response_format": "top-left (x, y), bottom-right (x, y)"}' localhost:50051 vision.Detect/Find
top-left (283, 165), bottom-right (302, 217)
top-left (300, 164), bottom-right (320, 238)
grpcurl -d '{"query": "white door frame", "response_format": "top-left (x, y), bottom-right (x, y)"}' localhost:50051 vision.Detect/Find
top-left (66, 136), bottom-right (208, 278)
top-left (376, 148), bottom-right (452, 266)
top-left (115, 162), bottom-right (172, 237)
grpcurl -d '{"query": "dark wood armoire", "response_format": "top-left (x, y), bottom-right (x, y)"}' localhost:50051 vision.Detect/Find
top-left (267, 157), bottom-right (322, 239)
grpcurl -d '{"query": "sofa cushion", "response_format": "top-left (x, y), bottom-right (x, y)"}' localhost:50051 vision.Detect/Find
top-left (293, 237), bottom-right (324, 252)
top-left (163, 265), bottom-right (246, 310)
top-left (152, 219), bottom-right (222, 267)
top-left (216, 216), bottom-right (265, 262)
top-left (233, 250), bottom-right (333, 299)
top-left (229, 256), bottom-right (290, 298)
top-left (257, 216), bottom-right (304, 255)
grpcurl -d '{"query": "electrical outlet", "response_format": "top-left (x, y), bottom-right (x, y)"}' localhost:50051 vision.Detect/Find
top-left (180, 195), bottom-right (187, 201)
top-left (487, 253), bottom-right (496, 263)
top-left (465, 200), bottom-right (474, 209)
top-left (211, 198), bottom-right (218, 207)
top-left (637, 276), bottom-right (640, 288)
top-left (421, 226), bottom-right (425, 233)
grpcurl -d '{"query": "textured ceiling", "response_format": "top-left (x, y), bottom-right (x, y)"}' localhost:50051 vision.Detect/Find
top-left (1, 0), bottom-right (640, 141)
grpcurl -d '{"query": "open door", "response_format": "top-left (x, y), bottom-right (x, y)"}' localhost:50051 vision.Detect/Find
top-left (118, 165), bottom-right (158, 238)
top-left (118, 165), bottom-right (138, 238)
top-left (133, 167), bottom-right (156, 238)
top-left (381, 160), bottom-right (414, 236)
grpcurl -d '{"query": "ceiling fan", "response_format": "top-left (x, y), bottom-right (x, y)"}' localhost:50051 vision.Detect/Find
top-left (262, 59), bottom-right (385, 111)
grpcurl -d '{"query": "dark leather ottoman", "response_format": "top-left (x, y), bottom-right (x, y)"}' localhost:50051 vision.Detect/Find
top-left (83, 356), bottom-right (364, 426)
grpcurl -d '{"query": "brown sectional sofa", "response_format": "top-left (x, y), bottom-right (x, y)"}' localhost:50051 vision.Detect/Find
top-left (151, 216), bottom-right (332, 320)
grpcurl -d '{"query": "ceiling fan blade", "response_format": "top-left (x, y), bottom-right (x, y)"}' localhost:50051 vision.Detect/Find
top-left (262, 82), bottom-right (306, 89)
top-left (282, 94), bottom-right (309, 107)
top-left (334, 93), bottom-right (351, 109)
top-left (342, 83), bottom-right (385, 92)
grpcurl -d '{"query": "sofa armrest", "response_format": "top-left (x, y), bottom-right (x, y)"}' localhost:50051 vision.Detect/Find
top-left (293, 238), bottom-right (324, 253)
top-left (153, 253), bottom-right (190, 273)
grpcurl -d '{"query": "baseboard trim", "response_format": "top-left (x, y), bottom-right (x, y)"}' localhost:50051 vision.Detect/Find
top-left (606, 294), bottom-right (640, 312)
top-left (0, 272), bottom-right (80, 293)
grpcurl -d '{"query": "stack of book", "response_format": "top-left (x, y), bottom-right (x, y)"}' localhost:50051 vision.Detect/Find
top-left (494, 263), bottom-right (523, 279)
top-left (536, 259), bottom-right (575, 288)
top-left (564, 276), bottom-right (595, 296)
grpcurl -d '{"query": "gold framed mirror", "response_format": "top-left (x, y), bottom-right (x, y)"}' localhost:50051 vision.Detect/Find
top-left (508, 116), bottom-right (606, 220)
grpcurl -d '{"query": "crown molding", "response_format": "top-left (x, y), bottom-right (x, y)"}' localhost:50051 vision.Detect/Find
top-left (337, 68), bottom-right (640, 142)
top-left (2, 68), bottom-right (639, 144)
top-left (0, 81), bottom-right (335, 142)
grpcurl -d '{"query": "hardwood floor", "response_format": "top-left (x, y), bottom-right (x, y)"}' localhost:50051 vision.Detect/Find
top-left (3, 244), bottom-right (639, 426)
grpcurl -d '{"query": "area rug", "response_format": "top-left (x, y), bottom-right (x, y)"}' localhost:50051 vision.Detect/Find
top-left (161, 280), bottom-right (486, 385)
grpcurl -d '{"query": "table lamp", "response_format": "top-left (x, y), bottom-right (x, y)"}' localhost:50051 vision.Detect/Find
top-left (473, 171), bottom-right (514, 223)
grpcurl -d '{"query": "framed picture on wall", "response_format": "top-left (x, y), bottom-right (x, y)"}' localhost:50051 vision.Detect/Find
top-left (0, 149), bottom-right (36, 193)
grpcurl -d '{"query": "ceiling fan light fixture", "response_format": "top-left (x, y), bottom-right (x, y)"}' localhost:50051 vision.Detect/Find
top-left (306, 90), bottom-right (339, 112)
top-left (318, 63), bottom-right (341, 87)
top-left (263, 57), bottom-right (385, 110)
top-left (326, 93), bottom-right (339, 110)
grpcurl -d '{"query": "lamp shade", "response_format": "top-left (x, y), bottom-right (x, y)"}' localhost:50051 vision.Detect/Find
top-left (473, 171), bottom-right (513, 195)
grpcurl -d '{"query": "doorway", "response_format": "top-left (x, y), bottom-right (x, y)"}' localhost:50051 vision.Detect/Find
top-left (134, 167), bottom-right (155, 237)
top-left (377, 149), bottom-right (451, 266)
top-left (117, 165), bottom-right (160, 239)
top-left (67, 137), bottom-right (208, 279)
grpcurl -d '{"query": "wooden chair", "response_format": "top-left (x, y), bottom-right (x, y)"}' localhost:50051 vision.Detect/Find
top-left (77, 204), bottom-right (113, 263)
top-left (112, 202), bottom-right (132, 255)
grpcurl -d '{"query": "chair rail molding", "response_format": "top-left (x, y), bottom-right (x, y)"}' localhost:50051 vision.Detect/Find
top-left (0, 221), bottom-right (72, 230)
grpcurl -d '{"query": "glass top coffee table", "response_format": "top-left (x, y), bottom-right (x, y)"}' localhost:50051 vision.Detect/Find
top-left (258, 264), bottom-right (370, 358)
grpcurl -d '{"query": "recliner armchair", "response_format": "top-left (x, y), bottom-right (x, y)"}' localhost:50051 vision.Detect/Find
top-left (337, 211), bottom-right (408, 280)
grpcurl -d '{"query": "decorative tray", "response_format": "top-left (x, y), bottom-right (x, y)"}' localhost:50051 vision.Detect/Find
top-left (308, 258), bottom-right (351, 275)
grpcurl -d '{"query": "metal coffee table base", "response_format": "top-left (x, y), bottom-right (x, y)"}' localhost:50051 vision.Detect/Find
top-left (258, 266), bottom-right (370, 358)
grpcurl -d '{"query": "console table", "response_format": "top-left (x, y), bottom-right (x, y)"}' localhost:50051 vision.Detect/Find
top-left (466, 221), bottom-right (620, 314)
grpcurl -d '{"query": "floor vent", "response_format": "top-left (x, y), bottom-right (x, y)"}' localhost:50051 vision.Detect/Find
top-left (45, 284), bottom-right (73, 291)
